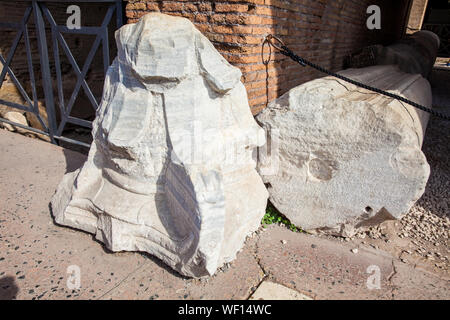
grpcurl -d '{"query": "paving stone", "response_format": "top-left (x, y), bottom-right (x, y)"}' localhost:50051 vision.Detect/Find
top-left (0, 130), bottom-right (261, 300)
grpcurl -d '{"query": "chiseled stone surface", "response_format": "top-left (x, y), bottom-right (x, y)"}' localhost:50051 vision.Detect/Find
top-left (51, 13), bottom-right (268, 278)
top-left (1, 111), bottom-right (28, 133)
top-left (346, 31), bottom-right (440, 78)
top-left (257, 65), bottom-right (431, 236)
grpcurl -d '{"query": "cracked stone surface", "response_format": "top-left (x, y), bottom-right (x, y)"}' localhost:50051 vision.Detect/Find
top-left (50, 13), bottom-right (268, 278)
top-left (0, 129), bottom-right (448, 300)
top-left (257, 65), bottom-right (432, 235)
top-left (249, 281), bottom-right (313, 300)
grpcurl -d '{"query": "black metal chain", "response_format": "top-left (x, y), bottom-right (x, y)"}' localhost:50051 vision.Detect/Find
top-left (264, 35), bottom-right (450, 121)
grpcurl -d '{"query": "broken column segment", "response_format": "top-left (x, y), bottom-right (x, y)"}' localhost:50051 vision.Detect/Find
top-left (257, 65), bottom-right (432, 236)
top-left (346, 30), bottom-right (440, 77)
top-left (374, 31), bottom-right (440, 77)
top-left (51, 13), bottom-right (268, 278)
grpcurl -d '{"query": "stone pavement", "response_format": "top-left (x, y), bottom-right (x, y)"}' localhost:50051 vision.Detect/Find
top-left (0, 129), bottom-right (448, 300)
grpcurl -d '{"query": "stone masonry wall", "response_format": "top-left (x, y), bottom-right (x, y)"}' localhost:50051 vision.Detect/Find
top-left (126, 0), bottom-right (412, 114)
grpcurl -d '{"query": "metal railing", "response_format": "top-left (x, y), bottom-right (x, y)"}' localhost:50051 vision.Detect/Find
top-left (0, 0), bottom-right (123, 148)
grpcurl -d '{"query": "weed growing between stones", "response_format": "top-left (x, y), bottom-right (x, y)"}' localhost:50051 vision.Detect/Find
top-left (262, 203), bottom-right (303, 233)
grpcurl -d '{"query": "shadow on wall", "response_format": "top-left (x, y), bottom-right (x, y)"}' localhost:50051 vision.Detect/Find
top-left (0, 276), bottom-right (19, 300)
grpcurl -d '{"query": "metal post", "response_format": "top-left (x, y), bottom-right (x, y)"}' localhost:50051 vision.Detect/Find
top-left (32, 0), bottom-right (57, 144)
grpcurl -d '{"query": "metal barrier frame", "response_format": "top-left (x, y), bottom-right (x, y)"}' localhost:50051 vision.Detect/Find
top-left (0, 0), bottom-right (123, 148)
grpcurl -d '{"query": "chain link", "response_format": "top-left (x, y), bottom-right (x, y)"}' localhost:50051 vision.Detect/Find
top-left (264, 35), bottom-right (450, 121)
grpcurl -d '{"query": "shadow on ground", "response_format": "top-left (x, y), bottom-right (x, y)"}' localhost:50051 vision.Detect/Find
top-left (0, 276), bottom-right (19, 300)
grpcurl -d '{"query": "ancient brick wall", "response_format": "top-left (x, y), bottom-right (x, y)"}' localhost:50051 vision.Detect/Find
top-left (126, 0), bottom-right (411, 114)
